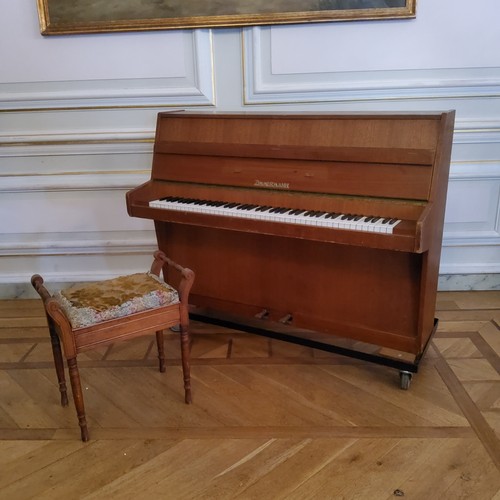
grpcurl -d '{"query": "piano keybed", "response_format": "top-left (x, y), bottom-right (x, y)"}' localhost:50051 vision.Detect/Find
top-left (149, 196), bottom-right (401, 234)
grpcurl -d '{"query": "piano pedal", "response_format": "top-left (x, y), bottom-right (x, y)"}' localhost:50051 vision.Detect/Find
top-left (255, 309), bottom-right (269, 320)
top-left (279, 314), bottom-right (293, 325)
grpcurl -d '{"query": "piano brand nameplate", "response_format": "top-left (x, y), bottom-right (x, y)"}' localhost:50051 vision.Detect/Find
top-left (254, 180), bottom-right (290, 190)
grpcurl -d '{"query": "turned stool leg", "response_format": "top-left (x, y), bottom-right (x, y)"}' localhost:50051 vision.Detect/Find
top-left (156, 330), bottom-right (166, 373)
top-left (179, 326), bottom-right (192, 404)
top-left (67, 357), bottom-right (89, 442)
top-left (47, 323), bottom-right (69, 407)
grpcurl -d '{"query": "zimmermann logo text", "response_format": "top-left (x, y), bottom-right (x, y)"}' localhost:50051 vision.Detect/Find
top-left (254, 180), bottom-right (290, 189)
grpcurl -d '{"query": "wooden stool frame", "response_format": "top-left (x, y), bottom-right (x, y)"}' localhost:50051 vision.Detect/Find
top-left (31, 250), bottom-right (194, 442)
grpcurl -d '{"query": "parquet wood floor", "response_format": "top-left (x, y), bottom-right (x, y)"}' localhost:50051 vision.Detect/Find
top-left (1, 291), bottom-right (499, 499)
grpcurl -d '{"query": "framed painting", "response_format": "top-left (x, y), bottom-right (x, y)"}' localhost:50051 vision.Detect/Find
top-left (37, 0), bottom-right (416, 35)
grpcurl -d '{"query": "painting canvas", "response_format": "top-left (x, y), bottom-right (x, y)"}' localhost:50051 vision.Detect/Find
top-left (37, 0), bottom-right (416, 35)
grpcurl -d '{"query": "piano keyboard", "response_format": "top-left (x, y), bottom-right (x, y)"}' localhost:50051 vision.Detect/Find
top-left (149, 197), bottom-right (401, 234)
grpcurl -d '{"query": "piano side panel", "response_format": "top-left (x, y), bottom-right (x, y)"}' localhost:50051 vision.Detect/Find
top-left (416, 111), bottom-right (456, 351)
top-left (156, 222), bottom-right (426, 354)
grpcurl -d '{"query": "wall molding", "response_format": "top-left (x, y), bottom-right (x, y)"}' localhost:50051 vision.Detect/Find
top-left (242, 27), bottom-right (500, 105)
top-left (2, 120), bottom-right (499, 158)
top-left (0, 231), bottom-right (157, 293)
top-left (1, 136), bottom-right (499, 262)
top-left (1, 226), bottom-right (498, 287)
top-left (0, 231), bottom-right (155, 259)
top-left (0, 31), bottom-right (215, 110)
top-left (0, 173), bottom-right (149, 193)
top-left (0, 131), bottom-right (155, 159)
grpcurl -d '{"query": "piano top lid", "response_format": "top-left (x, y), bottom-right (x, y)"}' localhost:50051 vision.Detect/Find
top-left (158, 110), bottom-right (455, 119)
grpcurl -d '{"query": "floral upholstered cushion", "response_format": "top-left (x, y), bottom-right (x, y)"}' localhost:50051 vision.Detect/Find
top-left (54, 272), bottom-right (179, 329)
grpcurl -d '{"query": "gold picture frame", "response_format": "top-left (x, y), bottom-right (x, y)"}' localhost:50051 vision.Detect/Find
top-left (37, 0), bottom-right (416, 35)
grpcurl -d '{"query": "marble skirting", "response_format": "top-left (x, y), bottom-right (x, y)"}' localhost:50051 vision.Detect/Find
top-left (1, 274), bottom-right (499, 300)
top-left (437, 274), bottom-right (500, 291)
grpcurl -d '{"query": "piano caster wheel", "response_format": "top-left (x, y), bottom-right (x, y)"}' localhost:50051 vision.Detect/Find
top-left (399, 371), bottom-right (412, 390)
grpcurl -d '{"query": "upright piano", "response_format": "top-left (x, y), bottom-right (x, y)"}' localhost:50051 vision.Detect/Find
top-left (127, 111), bottom-right (455, 388)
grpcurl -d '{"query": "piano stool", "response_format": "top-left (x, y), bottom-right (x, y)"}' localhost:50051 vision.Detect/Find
top-left (31, 250), bottom-right (195, 442)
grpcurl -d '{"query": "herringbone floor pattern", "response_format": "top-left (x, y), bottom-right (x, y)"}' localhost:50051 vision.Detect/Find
top-left (1, 291), bottom-right (499, 499)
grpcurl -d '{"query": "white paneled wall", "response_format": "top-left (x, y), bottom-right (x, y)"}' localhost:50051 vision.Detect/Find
top-left (0, 0), bottom-right (499, 297)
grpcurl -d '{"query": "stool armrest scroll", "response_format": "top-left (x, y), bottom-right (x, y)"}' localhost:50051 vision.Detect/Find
top-left (31, 274), bottom-right (77, 357)
top-left (151, 250), bottom-right (195, 301)
top-left (31, 274), bottom-right (52, 302)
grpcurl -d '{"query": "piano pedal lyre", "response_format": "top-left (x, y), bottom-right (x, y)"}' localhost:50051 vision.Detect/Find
top-left (279, 314), bottom-right (293, 325)
top-left (255, 309), bottom-right (269, 320)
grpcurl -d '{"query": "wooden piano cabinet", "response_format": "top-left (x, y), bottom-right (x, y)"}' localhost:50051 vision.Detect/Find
top-left (128, 111), bottom-right (455, 389)
top-left (155, 222), bottom-right (423, 352)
